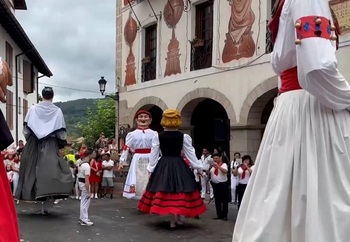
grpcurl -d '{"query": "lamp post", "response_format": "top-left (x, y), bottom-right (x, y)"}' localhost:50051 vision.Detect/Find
top-left (98, 76), bottom-right (120, 151)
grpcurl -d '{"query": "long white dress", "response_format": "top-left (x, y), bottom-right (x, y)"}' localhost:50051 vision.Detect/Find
top-left (120, 128), bottom-right (157, 199)
top-left (232, 1), bottom-right (350, 241)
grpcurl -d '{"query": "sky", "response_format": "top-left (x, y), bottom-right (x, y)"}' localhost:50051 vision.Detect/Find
top-left (16, 0), bottom-right (116, 102)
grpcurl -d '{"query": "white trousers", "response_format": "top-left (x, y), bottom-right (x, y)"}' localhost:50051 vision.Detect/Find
top-left (12, 172), bottom-right (19, 196)
top-left (200, 174), bottom-right (213, 198)
top-left (79, 182), bottom-right (90, 222)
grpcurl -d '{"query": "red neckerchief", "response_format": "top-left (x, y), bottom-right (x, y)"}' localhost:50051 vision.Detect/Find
top-left (241, 165), bottom-right (252, 179)
top-left (214, 162), bottom-right (223, 176)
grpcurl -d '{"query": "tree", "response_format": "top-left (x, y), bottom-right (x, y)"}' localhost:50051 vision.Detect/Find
top-left (77, 98), bottom-right (115, 149)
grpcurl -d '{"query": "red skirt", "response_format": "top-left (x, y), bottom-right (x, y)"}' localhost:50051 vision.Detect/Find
top-left (0, 156), bottom-right (19, 242)
top-left (137, 190), bottom-right (206, 217)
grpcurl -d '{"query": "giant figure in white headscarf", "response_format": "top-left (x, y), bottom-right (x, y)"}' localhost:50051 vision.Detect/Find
top-left (16, 87), bottom-right (73, 214)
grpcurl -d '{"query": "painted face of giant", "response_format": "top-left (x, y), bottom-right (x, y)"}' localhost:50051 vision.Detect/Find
top-left (136, 113), bottom-right (151, 128)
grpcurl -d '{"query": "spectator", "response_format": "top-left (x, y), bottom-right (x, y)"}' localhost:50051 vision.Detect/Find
top-left (101, 153), bottom-right (114, 199)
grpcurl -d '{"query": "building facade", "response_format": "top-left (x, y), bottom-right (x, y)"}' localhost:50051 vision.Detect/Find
top-left (117, 0), bottom-right (350, 159)
top-left (0, 0), bottom-right (52, 147)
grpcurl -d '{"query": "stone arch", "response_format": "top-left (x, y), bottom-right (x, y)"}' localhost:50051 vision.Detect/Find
top-left (129, 96), bottom-right (168, 124)
top-left (239, 76), bottom-right (278, 124)
top-left (176, 88), bottom-right (236, 124)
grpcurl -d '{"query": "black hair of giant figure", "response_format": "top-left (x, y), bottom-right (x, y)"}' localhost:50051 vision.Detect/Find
top-left (42, 86), bottom-right (54, 100)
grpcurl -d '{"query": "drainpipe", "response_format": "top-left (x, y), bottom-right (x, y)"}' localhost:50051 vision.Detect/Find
top-left (15, 49), bottom-right (33, 145)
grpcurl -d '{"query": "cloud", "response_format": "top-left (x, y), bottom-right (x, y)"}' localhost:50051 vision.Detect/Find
top-left (16, 0), bottom-right (116, 102)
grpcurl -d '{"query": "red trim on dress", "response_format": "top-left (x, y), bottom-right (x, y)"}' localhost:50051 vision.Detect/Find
top-left (134, 148), bottom-right (151, 154)
top-left (137, 191), bottom-right (207, 217)
top-left (295, 16), bottom-right (332, 41)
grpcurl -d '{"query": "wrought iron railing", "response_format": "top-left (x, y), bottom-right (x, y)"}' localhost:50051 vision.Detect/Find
top-left (141, 56), bottom-right (156, 82)
top-left (265, 20), bottom-right (273, 54)
top-left (190, 39), bottom-right (213, 71)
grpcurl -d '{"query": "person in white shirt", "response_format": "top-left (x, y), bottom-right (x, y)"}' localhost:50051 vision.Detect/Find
top-left (101, 152), bottom-right (114, 199)
top-left (77, 149), bottom-right (93, 226)
top-left (200, 148), bottom-right (214, 200)
top-left (210, 153), bottom-right (229, 221)
top-left (233, 155), bottom-right (254, 210)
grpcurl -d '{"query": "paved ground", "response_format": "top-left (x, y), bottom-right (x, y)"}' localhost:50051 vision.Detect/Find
top-left (16, 196), bottom-right (238, 242)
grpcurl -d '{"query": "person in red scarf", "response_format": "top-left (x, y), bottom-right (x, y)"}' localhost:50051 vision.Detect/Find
top-left (0, 57), bottom-right (20, 242)
top-left (234, 155), bottom-right (254, 211)
top-left (209, 153), bottom-right (230, 221)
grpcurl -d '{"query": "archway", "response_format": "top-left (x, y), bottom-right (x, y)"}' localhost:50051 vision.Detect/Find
top-left (136, 104), bottom-right (164, 133)
top-left (182, 98), bottom-right (230, 159)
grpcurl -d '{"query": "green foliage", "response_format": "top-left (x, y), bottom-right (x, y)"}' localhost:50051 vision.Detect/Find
top-left (77, 98), bottom-right (116, 149)
top-left (55, 99), bottom-right (97, 137)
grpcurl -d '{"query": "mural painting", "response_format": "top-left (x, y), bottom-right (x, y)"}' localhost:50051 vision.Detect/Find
top-left (222, 0), bottom-right (256, 63)
top-left (124, 13), bottom-right (138, 86)
top-left (163, 0), bottom-right (184, 77)
top-left (330, 0), bottom-right (350, 35)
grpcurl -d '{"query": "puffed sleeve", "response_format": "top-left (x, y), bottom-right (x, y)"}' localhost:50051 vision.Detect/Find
top-left (120, 132), bottom-right (133, 164)
top-left (292, 0), bottom-right (350, 111)
top-left (147, 133), bottom-right (160, 173)
top-left (183, 134), bottom-right (202, 170)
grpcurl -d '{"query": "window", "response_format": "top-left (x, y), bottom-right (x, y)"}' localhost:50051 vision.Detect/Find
top-left (23, 99), bottom-right (28, 119)
top-left (266, 0), bottom-right (278, 53)
top-left (23, 60), bottom-right (34, 93)
top-left (6, 90), bottom-right (13, 130)
top-left (191, 1), bottom-right (214, 71)
top-left (141, 24), bottom-right (157, 82)
top-left (5, 42), bottom-right (13, 73)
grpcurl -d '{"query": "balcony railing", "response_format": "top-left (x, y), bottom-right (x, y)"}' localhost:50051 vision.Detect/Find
top-left (265, 20), bottom-right (273, 54)
top-left (190, 39), bottom-right (213, 71)
top-left (141, 56), bottom-right (156, 82)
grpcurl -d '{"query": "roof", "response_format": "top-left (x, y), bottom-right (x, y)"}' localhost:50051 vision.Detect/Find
top-left (0, 0), bottom-right (52, 77)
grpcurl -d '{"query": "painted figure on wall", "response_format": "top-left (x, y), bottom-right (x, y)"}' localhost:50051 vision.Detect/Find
top-left (124, 13), bottom-right (138, 86)
top-left (329, 0), bottom-right (350, 35)
top-left (222, 0), bottom-right (256, 63)
top-left (163, 0), bottom-right (184, 77)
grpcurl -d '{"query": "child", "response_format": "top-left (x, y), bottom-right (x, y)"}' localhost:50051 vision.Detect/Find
top-left (6, 164), bottom-right (13, 185)
top-left (77, 150), bottom-right (93, 226)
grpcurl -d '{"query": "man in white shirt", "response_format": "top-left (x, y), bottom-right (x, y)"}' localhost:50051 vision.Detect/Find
top-left (210, 153), bottom-right (229, 221)
top-left (102, 152), bottom-right (114, 199)
top-left (200, 148), bottom-right (214, 200)
top-left (77, 150), bottom-right (93, 226)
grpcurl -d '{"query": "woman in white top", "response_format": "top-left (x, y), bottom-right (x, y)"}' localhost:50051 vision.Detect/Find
top-left (233, 155), bottom-right (254, 210)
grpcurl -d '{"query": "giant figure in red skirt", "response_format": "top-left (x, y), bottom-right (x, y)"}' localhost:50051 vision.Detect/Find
top-left (137, 109), bottom-right (206, 228)
top-left (0, 57), bottom-right (20, 241)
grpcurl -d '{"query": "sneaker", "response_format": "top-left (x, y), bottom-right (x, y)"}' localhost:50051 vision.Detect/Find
top-left (53, 199), bottom-right (62, 205)
top-left (75, 196), bottom-right (79, 200)
top-left (79, 196), bottom-right (81, 200)
top-left (90, 194), bottom-right (94, 199)
top-left (94, 194), bottom-right (98, 199)
top-left (79, 220), bottom-right (94, 226)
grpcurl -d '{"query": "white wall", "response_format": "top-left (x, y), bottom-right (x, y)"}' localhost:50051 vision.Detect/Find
top-left (0, 24), bottom-right (39, 148)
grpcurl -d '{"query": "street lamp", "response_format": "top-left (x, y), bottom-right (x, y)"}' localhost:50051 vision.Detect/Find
top-left (98, 76), bottom-right (107, 96)
top-left (97, 76), bottom-right (120, 152)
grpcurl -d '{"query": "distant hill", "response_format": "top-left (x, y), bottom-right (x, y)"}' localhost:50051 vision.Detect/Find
top-left (55, 98), bottom-right (98, 137)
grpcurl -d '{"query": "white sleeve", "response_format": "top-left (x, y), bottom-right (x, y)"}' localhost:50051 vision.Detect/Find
top-left (183, 134), bottom-right (202, 170)
top-left (238, 167), bottom-right (243, 175)
top-left (120, 132), bottom-right (133, 164)
top-left (147, 133), bottom-right (160, 173)
top-left (221, 163), bottom-right (228, 172)
top-left (292, 0), bottom-right (350, 111)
